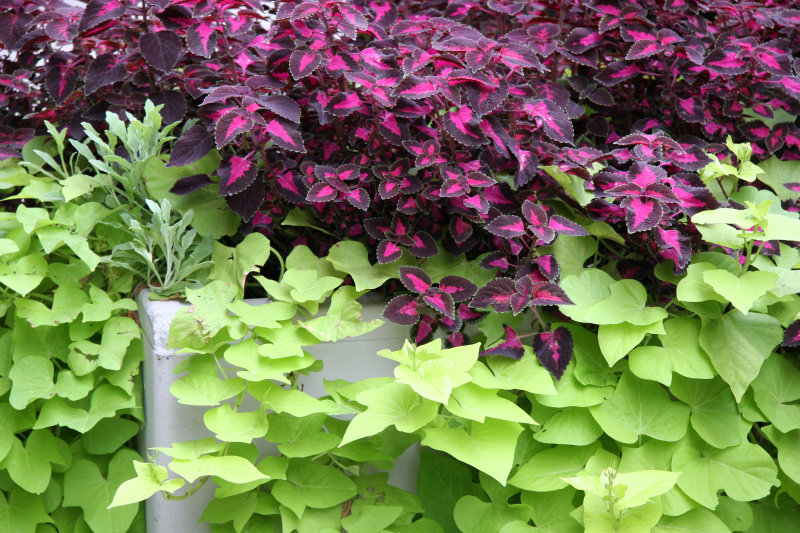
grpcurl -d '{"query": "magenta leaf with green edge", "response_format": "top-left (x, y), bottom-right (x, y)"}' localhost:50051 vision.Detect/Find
top-left (533, 327), bottom-right (574, 381)
top-left (481, 325), bottom-right (524, 359)
top-left (439, 277), bottom-right (477, 303)
top-left (399, 267), bottom-right (432, 294)
top-left (470, 278), bottom-right (516, 313)
top-left (783, 320), bottom-right (800, 347)
top-left (449, 218), bottom-right (473, 244)
top-left (479, 252), bottom-right (509, 271)
top-left (383, 295), bottom-right (420, 325)
top-left (166, 125), bottom-right (214, 167)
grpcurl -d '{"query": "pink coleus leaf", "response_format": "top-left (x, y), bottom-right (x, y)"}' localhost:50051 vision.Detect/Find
top-left (486, 215), bottom-right (526, 239)
top-left (338, 3), bottom-right (368, 31)
top-left (289, 49), bottom-right (321, 80)
top-left (45, 63), bottom-right (78, 105)
top-left (481, 325), bottom-right (524, 359)
top-left (378, 178), bottom-right (401, 199)
top-left (78, 0), bottom-right (126, 32)
top-left (218, 155), bottom-right (257, 196)
top-left (394, 75), bottom-right (438, 99)
top-left (534, 255), bottom-right (560, 282)
top-left (668, 146), bottom-right (712, 171)
top-left (345, 188), bottom-right (370, 210)
top-left (450, 217), bottom-right (473, 244)
top-left (84, 53), bottom-right (126, 95)
top-left (628, 162), bottom-right (667, 187)
top-left (497, 43), bottom-right (543, 71)
top-left (479, 252), bottom-right (509, 271)
top-left (782, 319), bottom-right (800, 347)
top-left (469, 278), bottom-right (516, 313)
top-left (523, 99), bottom-right (574, 144)
top-left (399, 266), bottom-right (432, 294)
top-left (466, 172), bottom-right (494, 188)
top-left (676, 96), bottom-right (705, 124)
top-left (621, 197), bottom-right (664, 233)
top-left (215, 110), bottom-right (254, 149)
top-left (408, 231), bottom-right (438, 258)
top-left (754, 45), bottom-right (791, 76)
top-left (422, 288), bottom-right (456, 319)
top-left (306, 182), bottom-right (338, 203)
top-left (625, 40), bottom-right (662, 60)
top-left (644, 184), bottom-right (680, 203)
top-left (594, 61), bottom-right (641, 87)
top-left (534, 327), bottom-right (573, 381)
top-left (325, 92), bottom-right (363, 117)
top-left (529, 282), bottom-right (574, 306)
top-left (186, 21), bottom-right (217, 58)
top-left (439, 276), bottom-right (478, 303)
top-left (260, 95), bottom-right (301, 124)
top-left (383, 295), bottom-right (419, 325)
top-left (266, 119), bottom-right (306, 153)
top-left (656, 227), bottom-right (692, 270)
top-left (377, 239), bottom-right (403, 263)
top-left (169, 174), bottom-right (212, 196)
top-left (442, 106), bottom-right (488, 147)
top-left (705, 46), bottom-right (747, 75)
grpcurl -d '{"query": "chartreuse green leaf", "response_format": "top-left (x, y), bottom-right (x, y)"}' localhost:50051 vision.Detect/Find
top-left (582, 495), bottom-right (662, 532)
top-left (108, 461), bottom-right (185, 508)
top-left (756, 156), bottom-right (800, 201)
top-left (169, 371), bottom-right (245, 406)
top-left (418, 448), bottom-right (480, 533)
top-left (533, 407), bottom-right (603, 446)
top-left (519, 487), bottom-right (582, 532)
top-left (446, 382), bottom-right (535, 424)
top-left (509, 443), bottom-right (599, 492)
top-left (698, 310), bottom-right (782, 402)
top-left (266, 412), bottom-right (340, 457)
top-left (380, 339), bottom-right (479, 404)
top-left (8, 355), bottom-right (54, 409)
top-left (713, 496), bottom-right (752, 532)
top-left (702, 269), bottom-right (777, 314)
top-left (204, 404), bottom-right (268, 443)
top-left (169, 280), bottom-right (237, 351)
top-left (0, 430), bottom-right (65, 494)
top-left (629, 317), bottom-right (715, 386)
top-left (654, 509), bottom-right (732, 533)
top-left (590, 371), bottom-right (689, 444)
top-left (15, 284), bottom-right (88, 327)
top-left (63, 449), bottom-right (140, 533)
top-left (761, 425), bottom-right (800, 484)
top-left (200, 492), bottom-right (258, 531)
top-left (750, 355), bottom-right (800, 433)
top-left (669, 376), bottom-right (749, 449)
top-left (469, 351), bottom-right (556, 395)
top-left (209, 231), bottom-right (271, 297)
top-left (271, 460), bottom-right (357, 519)
top-left (82, 418), bottom-right (140, 455)
top-left (326, 240), bottom-right (400, 291)
top-left (299, 286), bottom-right (384, 341)
top-left (597, 321), bottom-right (664, 366)
top-left (81, 285), bottom-right (137, 322)
top-left (423, 418), bottom-right (523, 485)
top-left (169, 455), bottom-right (269, 485)
top-left (0, 487), bottom-right (53, 533)
top-left (226, 300), bottom-right (296, 329)
top-left (153, 437), bottom-right (225, 460)
top-left (535, 364), bottom-right (612, 408)
top-left (0, 253), bottom-right (47, 296)
top-left (676, 263), bottom-right (730, 304)
top-left (560, 272), bottom-right (666, 326)
top-left (248, 380), bottom-right (334, 417)
top-left (453, 495), bottom-right (531, 533)
top-left (341, 504), bottom-right (405, 533)
top-left (97, 316), bottom-right (139, 371)
top-left (671, 433), bottom-right (779, 509)
top-left (341, 382), bottom-right (439, 445)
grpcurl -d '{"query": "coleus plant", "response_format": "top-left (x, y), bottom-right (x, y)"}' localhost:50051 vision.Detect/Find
top-left (4, 0), bottom-right (800, 380)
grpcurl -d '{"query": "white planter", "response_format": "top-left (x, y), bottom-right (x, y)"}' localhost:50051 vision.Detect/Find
top-left (136, 291), bottom-right (417, 533)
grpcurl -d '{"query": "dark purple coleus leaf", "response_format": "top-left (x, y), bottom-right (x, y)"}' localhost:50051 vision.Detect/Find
top-left (404, 139), bottom-right (442, 167)
top-left (260, 95), bottom-right (301, 124)
top-left (563, 27), bottom-right (603, 54)
top-left (656, 226), bottom-right (692, 270)
top-left (676, 96), bottom-right (705, 124)
top-left (79, 0), bottom-right (126, 32)
top-left (267, 119), bottom-right (305, 153)
top-left (469, 278), bottom-right (516, 313)
top-left (450, 217), bottom-right (473, 244)
top-left (480, 252), bottom-right (509, 271)
top-left (753, 43), bottom-right (791, 76)
top-left (139, 31), bottom-right (181, 72)
top-left (594, 61), bottom-right (641, 87)
top-left (548, 215), bottom-right (589, 237)
top-left (306, 182), bottom-right (338, 203)
top-left (169, 174), bottom-right (212, 195)
top-left (215, 109), bottom-right (254, 149)
top-left (45, 63), bottom-right (78, 105)
top-left (705, 45), bottom-right (748, 75)
top-left (439, 276), bottom-right (477, 302)
top-left (226, 175), bottom-right (264, 222)
top-left (167, 125), bottom-right (214, 167)
top-left (378, 113), bottom-right (409, 145)
top-left (534, 255), bottom-right (560, 281)
top-left (395, 75), bottom-right (438, 99)
top-left (782, 319), bottom-right (800, 347)
top-left (218, 155), bottom-right (257, 196)
top-left (383, 295), bottom-right (419, 325)
top-left (290, 49), bottom-right (321, 80)
top-left (465, 82), bottom-right (508, 117)
top-left (528, 281), bottom-right (574, 306)
top-left (411, 315), bottom-right (437, 345)
top-left (668, 146), bottom-right (712, 171)
top-left (534, 327), bottom-right (573, 381)
top-left (399, 266), bottom-right (432, 294)
top-left (84, 53), bottom-right (126, 95)
top-left (481, 325), bottom-right (524, 359)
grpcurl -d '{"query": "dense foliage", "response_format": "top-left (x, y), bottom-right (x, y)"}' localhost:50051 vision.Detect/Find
top-left (1, 0), bottom-right (800, 531)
